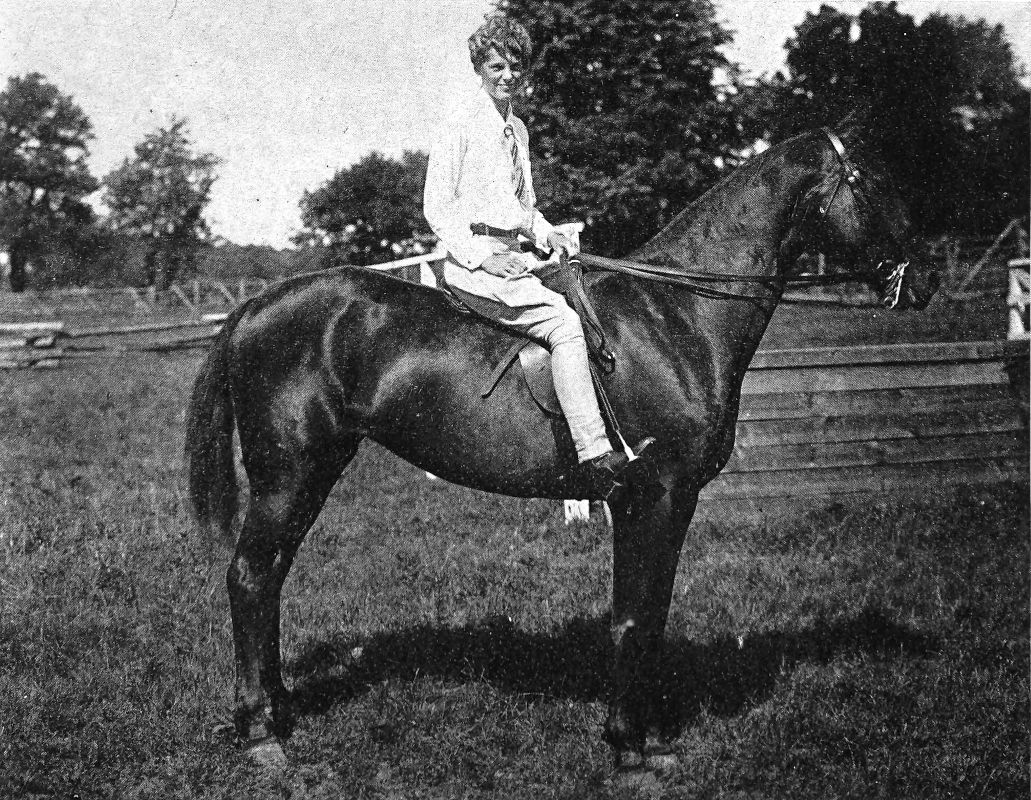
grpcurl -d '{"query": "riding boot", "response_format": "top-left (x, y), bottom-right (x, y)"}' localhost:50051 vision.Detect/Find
top-left (579, 437), bottom-right (660, 500)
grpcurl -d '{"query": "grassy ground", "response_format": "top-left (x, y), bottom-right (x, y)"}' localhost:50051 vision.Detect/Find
top-left (0, 348), bottom-right (1027, 798)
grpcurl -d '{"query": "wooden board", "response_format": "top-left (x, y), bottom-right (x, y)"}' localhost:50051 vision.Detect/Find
top-left (67, 319), bottom-right (221, 338)
top-left (0, 321), bottom-right (64, 335)
top-left (735, 404), bottom-right (1025, 448)
top-left (750, 339), bottom-right (1027, 369)
top-left (741, 359), bottom-right (1010, 394)
top-left (0, 333), bottom-right (60, 349)
top-left (699, 456), bottom-right (1028, 500)
top-left (737, 383), bottom-right (1017, 421)
top-left (723, 431), bottom-right (1027, 473)
top-left (0, 354), bottom-right (63, 369)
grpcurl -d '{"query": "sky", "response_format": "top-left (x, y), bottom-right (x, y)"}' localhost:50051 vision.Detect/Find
top-left (2, 1), bottom-right (1028, 249)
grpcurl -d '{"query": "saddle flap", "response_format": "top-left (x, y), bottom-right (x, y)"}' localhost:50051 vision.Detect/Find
top-left (517, 342), bottom-right (562, 416)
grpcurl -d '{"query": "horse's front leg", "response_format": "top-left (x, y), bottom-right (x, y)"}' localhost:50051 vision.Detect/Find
top-left (604, 482), bottom-right (697, 763)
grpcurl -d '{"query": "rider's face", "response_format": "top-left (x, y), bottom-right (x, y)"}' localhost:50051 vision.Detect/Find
top-left (477, 48), bottom-right (522, 106)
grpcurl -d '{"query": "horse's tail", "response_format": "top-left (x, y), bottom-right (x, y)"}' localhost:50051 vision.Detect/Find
top-left (185, 321), bottom-right (239, 547)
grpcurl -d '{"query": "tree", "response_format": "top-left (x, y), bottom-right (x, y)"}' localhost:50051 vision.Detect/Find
top-left (496, 0), bottom-right (744, 256)
top-left (0, 73), bottom-right (98, 291)
top-left (737, 2), bottom-right (1029, 235)
top-left (103, 118), bottom-right (219, 289)
top-left (296, 150), bottom-right (432, 266)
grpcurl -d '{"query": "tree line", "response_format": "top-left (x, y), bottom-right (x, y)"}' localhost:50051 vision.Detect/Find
top-left (1, 1), bottom-right (1026, 292)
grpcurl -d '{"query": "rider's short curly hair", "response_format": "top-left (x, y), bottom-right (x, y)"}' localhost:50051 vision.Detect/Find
top-left (468, 15), bottom-right (533, 69)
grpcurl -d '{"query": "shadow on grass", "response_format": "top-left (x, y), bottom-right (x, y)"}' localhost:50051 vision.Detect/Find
top-left (286, 606), bottom-right (934, 738)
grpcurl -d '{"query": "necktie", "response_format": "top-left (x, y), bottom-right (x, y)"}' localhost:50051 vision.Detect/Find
top-left (504, 124), bottom-right (529, 209)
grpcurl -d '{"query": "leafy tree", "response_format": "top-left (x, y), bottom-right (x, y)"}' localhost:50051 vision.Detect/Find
top-left (296, 150), bottom-right (432, 266)
top-left (103, 117), bottom-right (220, 289)
top-left (0, 73), bottom-right (98, 291)
top-left (497, 0), bottom-right (744, 256)
top-left (737, 2), bottom-right (1029, 234)
top-left (194, 241), bottom-right (299, 280)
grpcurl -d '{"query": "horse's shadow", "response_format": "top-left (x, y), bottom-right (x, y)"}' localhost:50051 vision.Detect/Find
top-left (286, 607), bottom-right (933, 737)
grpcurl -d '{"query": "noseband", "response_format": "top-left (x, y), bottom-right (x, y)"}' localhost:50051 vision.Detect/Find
top-left (819, 128), bottom-right (908, 308)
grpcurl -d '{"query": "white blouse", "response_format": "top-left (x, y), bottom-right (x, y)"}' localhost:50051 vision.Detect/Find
top-left (424, 86), bottom-right (555, 270)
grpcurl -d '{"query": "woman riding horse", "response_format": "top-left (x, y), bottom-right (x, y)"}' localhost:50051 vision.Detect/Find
top-left (186, 67), bottom-right (934, 767)
top-left (424, 16), bottom-right (652, 496)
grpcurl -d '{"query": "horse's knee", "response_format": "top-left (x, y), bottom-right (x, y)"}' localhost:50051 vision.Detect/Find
top-left (227, 551), bottom-right (263, 594)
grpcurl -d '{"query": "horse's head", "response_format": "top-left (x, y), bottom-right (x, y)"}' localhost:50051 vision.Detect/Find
top-left (782, 128), bottom-right (938, 310)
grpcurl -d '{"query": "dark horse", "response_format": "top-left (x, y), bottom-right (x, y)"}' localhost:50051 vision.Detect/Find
top-left (186, 124), bottom-right (934, 767)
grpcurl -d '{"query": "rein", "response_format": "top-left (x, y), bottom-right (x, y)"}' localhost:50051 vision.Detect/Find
top-left (572, 128), bottom-right (907, 307)
top-left (574, 251), bottom-right (859, 299)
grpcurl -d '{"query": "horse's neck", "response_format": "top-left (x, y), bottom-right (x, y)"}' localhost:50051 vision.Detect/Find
top-left (629, 144), bottom-right (816, 369)
top-left (632, 146), bottom-right (811, 278)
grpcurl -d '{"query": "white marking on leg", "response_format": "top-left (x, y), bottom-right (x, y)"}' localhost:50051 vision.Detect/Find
top-left (611, 618), bottom-right (636, 647)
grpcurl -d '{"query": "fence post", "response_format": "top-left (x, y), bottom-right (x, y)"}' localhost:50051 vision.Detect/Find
top-left (944, 238), bottom-right (959, 288)
top-left (170, 284), bottom-right (199, 316)
top-left (193, 279), bottom-right (201, 308)
top-left (127, 287), bottom-right (152, 313)
top-left (420, 258), bottom-right (437, 287)
top-left (1008, 258), bottom-right (1030, 340)
top-left (213, 281), bottom-right (236, 305)
top-left (957, 218), bottom-right (1020, 292)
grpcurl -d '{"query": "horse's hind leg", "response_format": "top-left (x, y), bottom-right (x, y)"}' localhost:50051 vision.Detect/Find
top-left (228, 434), bottom-right (360, 763)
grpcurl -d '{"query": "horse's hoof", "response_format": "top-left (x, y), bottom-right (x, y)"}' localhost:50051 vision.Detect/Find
top-left (245, 737), bottom-right (288, 771)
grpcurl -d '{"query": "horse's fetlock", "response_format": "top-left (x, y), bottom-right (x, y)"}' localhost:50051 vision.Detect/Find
top-left (611, 618), bottom-right (637, 647)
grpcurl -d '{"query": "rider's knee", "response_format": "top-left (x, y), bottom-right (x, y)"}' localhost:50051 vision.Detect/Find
top-left (545, 310), bottom-right (586, 349)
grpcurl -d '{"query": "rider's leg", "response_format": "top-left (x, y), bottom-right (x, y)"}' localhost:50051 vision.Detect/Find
top-left (543, 322), bottom-right (611, 463)
top-left (442, 260), bottom-right (611, 462)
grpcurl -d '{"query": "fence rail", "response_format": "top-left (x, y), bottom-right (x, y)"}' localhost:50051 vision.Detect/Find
top-left (1, 220), bottom-right (1025, 318)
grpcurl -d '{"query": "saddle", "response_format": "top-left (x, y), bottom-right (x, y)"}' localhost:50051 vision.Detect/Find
top-left (431, 252), bottom-right (624, 432)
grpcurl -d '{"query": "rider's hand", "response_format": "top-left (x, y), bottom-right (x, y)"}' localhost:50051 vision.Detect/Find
top-left (480, 253), bottom-right (528, 278)
top-left (547, 230), bottom-right (576, 257)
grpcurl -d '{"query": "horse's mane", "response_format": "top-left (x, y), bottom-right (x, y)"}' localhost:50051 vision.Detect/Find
top-left (630, 130), bottom-right (818, 263)
top-left (631, 121), bottom-right (878, 265)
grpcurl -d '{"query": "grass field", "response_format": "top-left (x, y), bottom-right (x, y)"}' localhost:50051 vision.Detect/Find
top-left (0, 284), bottom-right (1027, 798)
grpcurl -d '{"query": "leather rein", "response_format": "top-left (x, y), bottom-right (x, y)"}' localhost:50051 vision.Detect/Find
top-left (571, 128), bottom-right (893, 305)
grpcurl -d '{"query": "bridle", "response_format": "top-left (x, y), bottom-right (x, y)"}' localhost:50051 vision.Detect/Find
top-left (818, 128), bottom-right (909, 308)
top-left (818, 128), bottom-right (864, 217)
top-left (574, 128), bottom-right (909, 308)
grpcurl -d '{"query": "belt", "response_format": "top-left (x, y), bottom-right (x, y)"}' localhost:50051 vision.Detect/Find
top-left (470, 223), bottom-right (524, 238)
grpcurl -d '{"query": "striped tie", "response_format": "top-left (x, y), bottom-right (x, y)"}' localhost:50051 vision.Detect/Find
top-left (504, 124), bottom-right (529, 209)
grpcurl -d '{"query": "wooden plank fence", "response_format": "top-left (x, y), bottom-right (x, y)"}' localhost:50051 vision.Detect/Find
top-left (698, 338), bottom-right (1028, 513)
